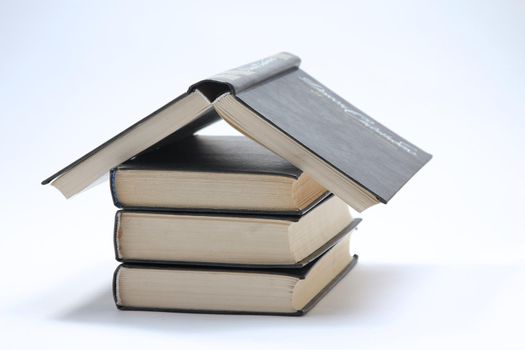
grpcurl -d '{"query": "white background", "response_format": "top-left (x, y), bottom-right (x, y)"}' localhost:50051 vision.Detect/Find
top-left (1, 1), bottom-right (524, 349)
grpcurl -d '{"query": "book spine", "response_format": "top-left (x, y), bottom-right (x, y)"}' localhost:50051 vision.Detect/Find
top-left (191, 52), bottom-right (301, 95)
top-left (112, 264), bottom-right (123, 309)
top-left (113, 210), bottom-right (123, 262)
top-left (109, 168), bottom-right (122, 208)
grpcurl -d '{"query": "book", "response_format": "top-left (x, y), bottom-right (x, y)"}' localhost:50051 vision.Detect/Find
top-left (110, 135), bottom-right (329, 214)
top-left (113, 234), bottom-right (356, 315)
top-left (114, 195), bottom-right (359, 266)
top-left (42, 52), bottom-right (431, 212)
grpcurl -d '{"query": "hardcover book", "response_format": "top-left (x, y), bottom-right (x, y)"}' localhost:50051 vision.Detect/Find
top-left (111, 135), bottom-right (329, 214)
top-left (114, 195), bottom-right (359, 266)
top-left (113, 234), bottom-right (356, 316)
top-left (42, 52), bottom-right (432, 212)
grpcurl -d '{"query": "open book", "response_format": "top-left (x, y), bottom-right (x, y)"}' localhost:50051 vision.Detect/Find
top-left (42, 52), bottom-right (431, 212)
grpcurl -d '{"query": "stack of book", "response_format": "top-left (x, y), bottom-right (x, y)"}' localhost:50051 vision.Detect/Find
top-left (43, 52), bottom-right (431, 316)
top-left (110, 135), bottom-right (361, 315)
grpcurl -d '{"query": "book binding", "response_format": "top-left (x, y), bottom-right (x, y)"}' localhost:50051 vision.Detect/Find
top-left (114, 215), bottom-right (361, 268)
top-left (112, 254), bottom-right (358, 316)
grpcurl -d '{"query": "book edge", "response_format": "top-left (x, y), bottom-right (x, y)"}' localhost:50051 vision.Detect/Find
top-left (113, 218), bottom-right (360, 271)
top-left (114, 217), bottom-right (360, 269)
top-left (230, 93), bottom-right (385, 204)
top-left (41, 91), bottom-right (192, 185)
top-left (110, 191), bottom-right (332, 216)
top-left (111, 255), bottom-right (358, 316)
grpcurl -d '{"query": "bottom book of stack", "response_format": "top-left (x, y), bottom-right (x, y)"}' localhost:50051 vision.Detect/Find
top-left (113, 232), bottom-right (358, 316)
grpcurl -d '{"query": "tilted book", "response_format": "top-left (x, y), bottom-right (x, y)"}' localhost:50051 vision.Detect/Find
top-left (42, 52), bottom-right (432, 212)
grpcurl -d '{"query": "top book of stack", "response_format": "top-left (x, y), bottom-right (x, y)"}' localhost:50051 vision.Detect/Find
top-left (110, 135), bottom-right (330, 215)
top-left (42, 52), bottom-right (431, 212)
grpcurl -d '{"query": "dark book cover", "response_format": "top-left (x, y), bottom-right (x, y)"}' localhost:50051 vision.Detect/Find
top-left (43, 52), bottom-right (431, 210)
top-left (191, 53), bottom-right (431, 204)
top-left (229, 69), bottom-right (432, 204)
top-left (115, 135), bottom-right (302, 177)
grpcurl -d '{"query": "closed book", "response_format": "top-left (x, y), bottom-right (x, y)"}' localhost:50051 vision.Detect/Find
top-left (114, 194), bottom-right (359, 266)
top-left (110, 135), bottom-right (329, 214)
top-left (43, 52), bottom-right (431, 212)
top-left (113, 234), bottom-right (357, 316)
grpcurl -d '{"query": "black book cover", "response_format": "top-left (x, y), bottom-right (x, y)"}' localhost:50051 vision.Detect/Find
top-left (44, 52), bottom-right (431, 209)
top-left (115, 135), bottom-right (302, 177)
top-left (229, 69), bottom-right (432, 204)
top-left (191, 53), bottom-right (431, 204)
